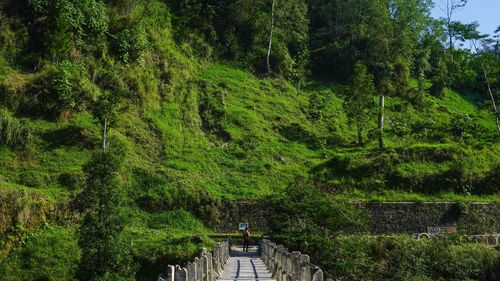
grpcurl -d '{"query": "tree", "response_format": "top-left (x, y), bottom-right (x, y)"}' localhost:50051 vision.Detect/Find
top-left (466, 31), bottom-right (500, 132)
top-left (446, 21), bottom-right (500, 132)
top-left (77, 150), bottom-right (135, 281)
top-left (494, 26), bottom-right (500, 56)
top-left (437, 0), bottom-right (467, 53)
top-left (418, 20), bottom-right (448, 97)
top-left (377, 78), bottom-right (393, 149)
top-left (449, 21), bottom-right (481, 48)
top-left (91, 69), bottom-right (127, 151)
top-left (366, 0), bottom-right (393, 149)
top-left (18, 0), bottom-right (109, 58)
top-left (232, 0), bottom-right (308, 78)
top-left (343, 63), bottom-right (376, 146)
top-left (92, 92), bottom-right (120, 151)
top-left (266, 0), bottom-right (276, 74)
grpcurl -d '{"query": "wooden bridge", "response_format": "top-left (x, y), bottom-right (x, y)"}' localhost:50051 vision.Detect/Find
top-left (158, 240), bottom-right (325, 281)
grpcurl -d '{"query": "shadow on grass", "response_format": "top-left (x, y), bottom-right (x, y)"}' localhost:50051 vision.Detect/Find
top-left (41, 126), bottom-right (95, 149)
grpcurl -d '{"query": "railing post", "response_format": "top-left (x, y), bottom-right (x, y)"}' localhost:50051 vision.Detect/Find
top-left (175, 266), bottom-right (188, 281)
top-left (299, 255), bottom-right (311, 281)
top-left (160, 265), bottom-right (175, 281)
top-left (311, 268), bottom-right (323, 281)
top-left (291, 251), bottom-right (301, 281)
top-left (195, 257), bottom-right (202, 281)
top-left (208, 252), bottom-right (214, 281)
top-left (187, 262), bottom-right (197, 281)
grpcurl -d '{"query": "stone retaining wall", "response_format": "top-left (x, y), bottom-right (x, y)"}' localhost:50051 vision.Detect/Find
top-left (213, 201), bottom-right (500, 234)
top-left (214, 200), bottom-right (271, 233)
top-left (363, 202), bottom-right (500, 234)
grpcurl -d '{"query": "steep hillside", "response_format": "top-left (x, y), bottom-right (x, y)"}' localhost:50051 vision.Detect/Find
top-left (1, 63), bottom-right (497, 201)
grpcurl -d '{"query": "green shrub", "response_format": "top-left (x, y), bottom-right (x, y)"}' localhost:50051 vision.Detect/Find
top-left (58, 172), bottom-right (85, 190)
top-left (278, 234), bottom-right (500, 281)
top-left (0, 108), bottom-right (30, 148)
top-left (328, 236), bottom-right (500, 280)
top-left (19, 170), bottom-right (51, 188)
top-left (136, 183), bottom-right (221, 226)
top-left (198, 85), bottom-right (230, 141)
top-left (25, 0), bottom-right (109, 57)
top-left (19, 61), bottom-right (98, 119)
top-left (109, 17), bottom-right (149, 64)
top-left (268, 180), bottom-right (367, 246)
top-left (450, 113), bottom-right (486, 142)
top-left (0, 226), bottom-right (80, 281)
top-left (429, 78), bottom-right (445, 98)
top-left (479, 165), bottom-right (500, 194)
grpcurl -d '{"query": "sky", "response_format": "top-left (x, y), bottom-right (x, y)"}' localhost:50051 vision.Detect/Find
top-left (431, 0), bottom-right (500, 37)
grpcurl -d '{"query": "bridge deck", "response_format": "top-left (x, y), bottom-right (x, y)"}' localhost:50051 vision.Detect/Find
top-left (218, 246), bottom-right (275, 281)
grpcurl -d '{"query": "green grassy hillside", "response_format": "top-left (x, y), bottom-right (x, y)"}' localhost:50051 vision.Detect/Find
top-left (2, 60), bottom-right (499, 280)
top-left (2, 63), bottom-right (497, 201)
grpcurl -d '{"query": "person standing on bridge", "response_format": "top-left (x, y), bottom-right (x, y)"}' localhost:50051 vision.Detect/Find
top-left (243, 227), bottom-right (251, 252)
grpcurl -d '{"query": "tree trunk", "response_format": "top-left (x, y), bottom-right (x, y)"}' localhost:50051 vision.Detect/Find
top-left (448, 19), bottom-right (453, 50)
top-left (378, 95), bottom-right (385, 149)
top-left (472, 40), bottom-right (500, 132)
top-left (266, 0), bottom-right (276, 74)
top-left (448, 19), bottom-right (454, 62)
top-left (480, 63), bottom-right (500, 132)
top-left (102, 118), bottom-right (108, 151)
top-left (446, 0), bottom-right (454, 62)
top-left (357, 124), bottom-right (363, 147)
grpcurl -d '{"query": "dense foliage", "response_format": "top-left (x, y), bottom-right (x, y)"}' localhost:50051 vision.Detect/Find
top-left (0, 226), bottom-right (80, 281)
top-left (269, 185), bottom-right (500, 280)
top-left (268, 183), bottom-right (367, 264)
top-left (0, 108), bottom-right (30, 147)
top-left (272, 230), bottom-right (500, 280)
top-left (330, 235), bottom-right (500, 280)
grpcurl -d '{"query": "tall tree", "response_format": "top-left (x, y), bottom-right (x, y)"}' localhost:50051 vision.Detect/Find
top-left (343, 62), bottom-right (376, 146)
top-left (78, 150), bottom-right (134, 281)
top-left (91, 69), bottom-right (127, 151)
top-left (437, 0), bottom-right (467, 53)
top-left (232, 0), bottom-right (308, 77)
top-left (366, 0), bottom-right (392, 149)
top-left (461, 25), bottom-right (500, 132)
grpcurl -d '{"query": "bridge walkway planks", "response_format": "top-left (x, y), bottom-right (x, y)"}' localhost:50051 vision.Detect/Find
top-left (217, 246), bottom-right (275, 281)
